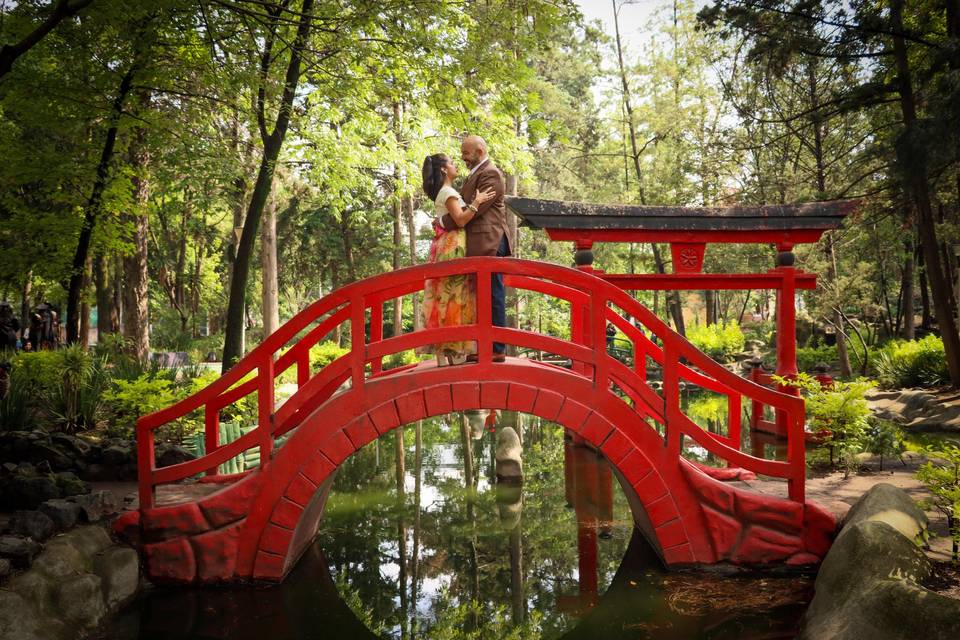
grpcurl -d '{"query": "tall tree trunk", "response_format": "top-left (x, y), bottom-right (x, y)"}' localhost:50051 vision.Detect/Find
top-left (918, 244), bottom-right (933, 331)
top-left (704, 290), bottom-right (716, 325)
top-left (79, 257), bottom-right (92, 348)
top-left (122, 101), bottom-right (151, 364)
top-left (900, 235), bottom-right (915, 339)
top-left (261, 189), bottom-right (280, 337)
top-left (66, 62), bottom-right (138, 343)
top-left (891, 0), bottom-right (960, 386)
top-left (94, 255), bottom-right (118, 335)
top-left (222, 0), bottom-right (314, 372)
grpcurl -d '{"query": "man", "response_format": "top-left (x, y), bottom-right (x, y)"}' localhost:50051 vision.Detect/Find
top-left (439, 135), bottom-right (511, 361)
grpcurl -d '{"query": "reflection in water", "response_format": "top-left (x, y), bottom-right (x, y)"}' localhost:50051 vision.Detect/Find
top-left (96, 414), bottom-right (813, 640)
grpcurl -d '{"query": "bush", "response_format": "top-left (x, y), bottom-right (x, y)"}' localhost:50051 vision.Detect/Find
top-left (915, 444), bottom-right (960, 562)
top-left (874, 335), bottom-right (949, 388)
top-left (687, 320), bottom-right (745, 361)
top-left (310, 341), bottom-right (350, 370)
top-left (796, 344), bottom-right (838, 372)
top-left (779, 373), bottom-right (874, 478)
top-left (864, 418), bottom-right (905, 471)
top-left (103, 375), bottom-right (180, 438)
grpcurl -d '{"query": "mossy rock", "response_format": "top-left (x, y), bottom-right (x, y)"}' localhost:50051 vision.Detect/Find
top-left (842, 482), bottom-right (928, 543)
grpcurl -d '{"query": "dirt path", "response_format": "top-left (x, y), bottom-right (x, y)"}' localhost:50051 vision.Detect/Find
top-left (743, 451), bottom-right (955, 562)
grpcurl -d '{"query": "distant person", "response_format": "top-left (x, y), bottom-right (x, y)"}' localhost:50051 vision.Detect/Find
top-left (420, 151), bottom-right (495, 365)
top-left (437, 135), bottom-right (510, 362)
top-left (30, 302), bottom-right (60, 350)
top-left (0, 302), bottom-right (19, 351)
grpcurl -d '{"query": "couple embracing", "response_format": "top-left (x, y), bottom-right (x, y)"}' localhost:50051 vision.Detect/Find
top-left (420, 135), bottom-right (511, 365)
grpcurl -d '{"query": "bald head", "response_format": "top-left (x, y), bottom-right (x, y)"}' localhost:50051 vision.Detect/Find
top-left (461, 135), bottom-right (488, 170)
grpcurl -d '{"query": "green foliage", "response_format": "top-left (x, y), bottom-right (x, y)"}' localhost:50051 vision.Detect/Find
top-left (796, 343), bottom-right (838, 373)
top-left (779, 373), bottom-right (874, 478)
top-left (741, 320), bottom-right (775, 347)
top-left (310, 341), bottom-right (350, 370)
top-left (102, 376), bottom-right (178, 438)
top-left (915, 444), bottom-right (960, 562)
top-left (864, 418), bottom-right (905, 471)
top-left (687, 320), bottom-right (745, 361)
top-left (10, 351), bottom-right (65, 395)
top-left (874, 335), bottom-right (950, 388)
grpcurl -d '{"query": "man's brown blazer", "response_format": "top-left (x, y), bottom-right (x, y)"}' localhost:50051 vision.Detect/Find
top-left (440, 158), bottom-right (511, 257)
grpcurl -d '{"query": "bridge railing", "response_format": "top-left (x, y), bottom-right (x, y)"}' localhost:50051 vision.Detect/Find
top-left (137, 258), bottom-right (806, 509)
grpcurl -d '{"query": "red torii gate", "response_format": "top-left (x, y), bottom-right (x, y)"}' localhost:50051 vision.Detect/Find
top-left (506, 196), bottom-right (856, 436)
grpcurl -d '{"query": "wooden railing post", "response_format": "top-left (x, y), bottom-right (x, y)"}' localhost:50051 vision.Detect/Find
top-left (476, 268), bottom-right (493, 362)
top-left (258, 356), bottom-right (275, 465)
top-left (591, 291), bottom-right (609, 391)
top-left (204, 404), bottom-right (220, 476)
top-left (370, 300), bottom-right (383, 375)
top-left (349, 295), bottom-right (366, 391)
top-left (297, 351), bottom-right (310, 388)
top-left (662, 339), bottom-right (682, 457)
top-left (137, 425), bottom-right (155, 510)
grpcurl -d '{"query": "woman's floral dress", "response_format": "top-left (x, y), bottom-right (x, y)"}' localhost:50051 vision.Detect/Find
top-left (420, 185), bottom-right (476, 356)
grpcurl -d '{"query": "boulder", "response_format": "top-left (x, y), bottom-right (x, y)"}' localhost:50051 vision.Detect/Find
top-left (157, 444), bottom-right (195, 468)
top-left (495, 426), bottom-right (523, 481)
top-left (30, 539), bottom-right (89, 578)
top-left (54, 471), bottom-right (90, 498)
top-left (7, 510), bottom-right (56, 542)
top-left (49, 433), bottom-right (92, 458)
top-left (0, 590), bottom-right (46, 640)
top-left (0, 535), bottom-right (41, 568)
top-left (802, 575), bottom-right (960, 640)
top-left (94, 546), bottom-right (139, 609)
top-left (70, 490), bottom-right (120, 522)
top-left (55, 574), bottom-right (106, 630)
top-left (26, 441), bottom-right (73, 471)
top-left (6, 474), bottom-right (59, 510)
top-left (841, 482), bottom-right (928, 542)
top-left (59, 525), bottom-right (111, 558)
top-left (101, 444), bottom-right (133, 468)
top-left (810, 520), bottom-right (930, 611)
top-left (39, 499), bottom-right (83, 531)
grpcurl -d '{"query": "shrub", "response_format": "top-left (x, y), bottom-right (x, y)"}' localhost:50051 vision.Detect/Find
top-left (864, 418), bottom-right (905, 471)
top-left (796, 344), bottom-right (838, 372)
top-left (103, 375), bottom-right (180, 438)
top-left (915, 444), bottom-right (960, 562)
top-left (779, 373), bottom-right (874, 478)
top-left (43, 346), bottom-right (110, 433)
top-left (11, 350), bottom-right (64, 395)
top-left (687, 320), bottom-right (745, 361)
top-left (874, 335), bottom-right (949, 388)
top-left (310, 341), bottom-right (350, 370)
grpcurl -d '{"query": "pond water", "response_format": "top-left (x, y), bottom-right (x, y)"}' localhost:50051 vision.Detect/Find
top-left (98, 413), bottom-right (813, 639)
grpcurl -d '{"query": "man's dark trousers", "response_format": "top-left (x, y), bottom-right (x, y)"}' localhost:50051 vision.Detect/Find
top-left (492, 234), bottom-right (509, 354)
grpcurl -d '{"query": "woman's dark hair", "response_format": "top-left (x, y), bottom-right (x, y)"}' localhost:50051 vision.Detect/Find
top-left (421, 153), bottom-right (448, 201)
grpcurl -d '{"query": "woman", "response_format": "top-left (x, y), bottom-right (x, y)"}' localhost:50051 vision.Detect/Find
top-left (420, 153), bottom-right (494, 365)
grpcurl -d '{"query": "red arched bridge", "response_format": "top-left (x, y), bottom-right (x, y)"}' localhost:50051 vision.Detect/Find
top-left (133, 257), bottom-right (835, 584)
